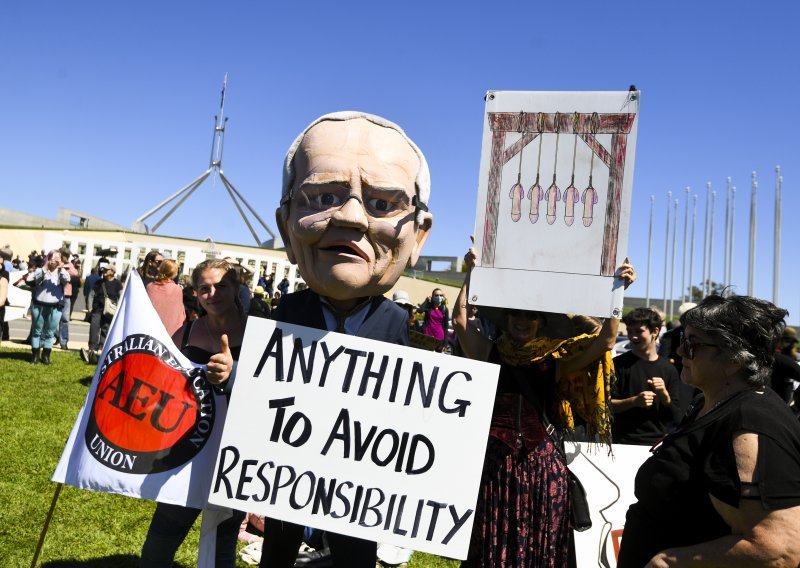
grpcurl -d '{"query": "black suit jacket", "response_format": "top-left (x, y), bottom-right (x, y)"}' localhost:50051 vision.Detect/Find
top-left (272, 288), bottom-right (409, 346)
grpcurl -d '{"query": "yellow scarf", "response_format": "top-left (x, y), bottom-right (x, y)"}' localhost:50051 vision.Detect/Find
top-left (497, 332), bottom-right (614, 446)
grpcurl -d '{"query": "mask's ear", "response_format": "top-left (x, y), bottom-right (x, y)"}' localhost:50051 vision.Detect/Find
top-left (407, 212), bottom-right (433, 268)
top-left (275, 206), bottom-right (296, 264)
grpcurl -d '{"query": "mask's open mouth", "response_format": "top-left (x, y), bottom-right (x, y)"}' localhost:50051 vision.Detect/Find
top-left (320, 243), bottom-right (369, 261)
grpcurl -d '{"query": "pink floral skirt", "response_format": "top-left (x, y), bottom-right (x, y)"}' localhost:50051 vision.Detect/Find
top-left (462, 435), bottom-right (570, 568)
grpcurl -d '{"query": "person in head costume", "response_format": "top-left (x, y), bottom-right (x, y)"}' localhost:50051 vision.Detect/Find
top-left (262, 111), bottom-right (433, 568)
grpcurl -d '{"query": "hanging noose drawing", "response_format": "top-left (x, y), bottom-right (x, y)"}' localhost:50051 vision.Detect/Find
top-left (563, 112), bottom-right (581, 226)
top-left (508, 111), bottom-right (525, 222)
top-left (581, 112), bottom-right (600, 227)
top-left (527, 112), bottom-right (545, 223)
top-left (544, 112), bottom-right (561, 225)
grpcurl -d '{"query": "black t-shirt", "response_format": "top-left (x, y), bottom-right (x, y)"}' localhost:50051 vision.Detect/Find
top-left (611, 351), bottom-right (683, 445)
top-left (770, 352), bottom-right (800, 403)
top-left (617, 388), bottom-right (800, 567)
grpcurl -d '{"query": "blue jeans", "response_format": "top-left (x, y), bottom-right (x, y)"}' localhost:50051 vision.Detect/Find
top-left (58, 296), bottom-right (71, 346)
top-left (30, 303), bottom-right (62, 349)
top-left (140, 502), bottom-right (245, 568)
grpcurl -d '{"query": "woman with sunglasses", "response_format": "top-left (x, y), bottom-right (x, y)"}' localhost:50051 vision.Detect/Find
top-left (617, 295), bottom-right (800, 567)
top-left (455, 245), bottom-right (635, 567)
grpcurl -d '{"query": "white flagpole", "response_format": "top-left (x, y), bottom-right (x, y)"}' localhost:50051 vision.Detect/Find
top-left (681, 187), bottom-right (690, 303)
top-left (774, 165), bottom-right (782, 304)
top-left (702, 182), bottom-right (711, 297)
top-left (748, 172), bottom-right (758, 296)
top-left (669, 197), bottom-right (679, 319)
top-left (708, 189), bottom-right (716, 294)
top-left (723, 177), bottom-right (731, 287)
top-left (688, 194), bottom-right (698, 302)
top-left (663, 191), bottom-right (672, 315)
top-left (646, 194), bottom-right (654, 306)
top-left (729, 186), bottom-right (736, 286)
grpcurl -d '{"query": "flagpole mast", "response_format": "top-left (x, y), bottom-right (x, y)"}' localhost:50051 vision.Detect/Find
top-left (723, 177), bottom-right (731, 287)
top-left (663, 191), bottom-right (672, 315)
top-left (729, 185), bottom-right (736, 286)
top-left (708, 189), bottom-right (716, 294)
top-left (646, 194), bottom-right (654, 306)
top-left (773, 165), bottom-right (782, 304)
top-left (681, 187), bottom-right (690, 303)
top-left (748, 172), bottom-right (757, 296)
top-left (702, 182), bottom-right (711, 298)
top-left (669, 197), bottom-right (679, 319)
top-left (688, 194), bottom-right (697, 302)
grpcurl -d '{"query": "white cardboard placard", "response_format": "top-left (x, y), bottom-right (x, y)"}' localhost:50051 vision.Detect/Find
top-left (566, 442), bottom-right (651, 567)
top-left (470, 90), bottom-right (640, 318)
top-left (208, 317), bottom-right (500, 559)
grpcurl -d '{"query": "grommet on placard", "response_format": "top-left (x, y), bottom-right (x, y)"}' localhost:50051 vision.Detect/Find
top-left (612, 308), bottom-right (621, 317)
top-left (471, 295), bottom-right (478, 302)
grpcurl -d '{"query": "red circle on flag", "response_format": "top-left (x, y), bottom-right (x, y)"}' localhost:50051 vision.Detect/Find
top-left (93, 353), bottom-right (199, 453)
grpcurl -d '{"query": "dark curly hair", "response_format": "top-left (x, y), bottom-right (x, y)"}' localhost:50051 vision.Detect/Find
top-left (680, 294), bottom-right (788, 387)
top-left (622, 307), bottom-right (664, 333)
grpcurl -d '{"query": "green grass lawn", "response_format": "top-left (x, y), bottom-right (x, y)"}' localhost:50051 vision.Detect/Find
top-left (0, 347), bottom-right (459, 567)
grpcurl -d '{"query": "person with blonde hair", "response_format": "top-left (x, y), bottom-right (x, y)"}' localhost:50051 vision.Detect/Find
top-left (145, 259), bottom-right (186, 336)
top-left (141, 258), bottom-right (244, 567)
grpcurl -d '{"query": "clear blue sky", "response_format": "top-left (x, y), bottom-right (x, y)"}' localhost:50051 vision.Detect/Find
top-left (2, 1), bottom-right (798, 320)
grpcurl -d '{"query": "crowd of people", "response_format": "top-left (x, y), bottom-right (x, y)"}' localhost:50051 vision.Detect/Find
top-left (6, 109), bottom-right (800, 568)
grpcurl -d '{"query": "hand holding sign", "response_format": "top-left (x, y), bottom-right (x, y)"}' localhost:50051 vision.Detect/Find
top-left (207, 334), bottom-right (233, 384)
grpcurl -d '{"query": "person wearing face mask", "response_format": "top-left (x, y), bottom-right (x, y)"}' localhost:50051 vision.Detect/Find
top-left (454, 245), bottom-right (636, 568)
top-left (261, 111), bottom-right (433, 568)
top-left (421, 288), bottom-right (450, 352)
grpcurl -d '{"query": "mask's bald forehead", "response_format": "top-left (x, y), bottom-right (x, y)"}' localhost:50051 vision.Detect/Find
top-left (293, 119), bottom-right (420, 191)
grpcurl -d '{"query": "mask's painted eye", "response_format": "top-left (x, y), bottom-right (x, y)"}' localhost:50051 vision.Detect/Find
top-left (367, 198), bottom-right (395, 214)
top-left (318, 192), bottom-right (339, 207)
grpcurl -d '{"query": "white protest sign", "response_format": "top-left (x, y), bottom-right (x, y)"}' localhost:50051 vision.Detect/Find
top-left (470, 91), bottom-right (640, 318)
top-left (566, 442), bottom-right (651, 567)
top-left (208, 317), bottom-right (500, 559)
top-left (6, 271), bottom-right (32, 321)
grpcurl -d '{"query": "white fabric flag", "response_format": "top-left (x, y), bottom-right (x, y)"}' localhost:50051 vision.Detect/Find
top-left (52, 271), bottom-right (231, 564)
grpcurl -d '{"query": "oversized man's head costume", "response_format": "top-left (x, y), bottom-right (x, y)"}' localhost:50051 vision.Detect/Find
top-left (277, 111), bottom-right (433, 303)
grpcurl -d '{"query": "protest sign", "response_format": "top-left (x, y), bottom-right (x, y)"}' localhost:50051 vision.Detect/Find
top-left (566, 442), bottom-right (651, 567)
top-left (53, 271), bottom-right (227, 509)
top-left (6, 270), bottom-right (32, 322)
top-left (469, 90), bottom-right (640, 318)
top-left (208, 317), bottom-right (500, 559)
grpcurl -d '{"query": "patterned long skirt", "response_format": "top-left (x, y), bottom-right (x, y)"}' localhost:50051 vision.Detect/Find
top-left (462, 436), bottom-right (570, 568)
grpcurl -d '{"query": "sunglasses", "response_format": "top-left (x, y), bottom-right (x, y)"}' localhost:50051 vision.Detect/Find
top-left (679, 331), bottom-right (718, 360)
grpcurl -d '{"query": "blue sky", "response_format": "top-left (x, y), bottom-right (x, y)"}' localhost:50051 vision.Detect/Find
top-left (2, 1), bottom-right (798, 319)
